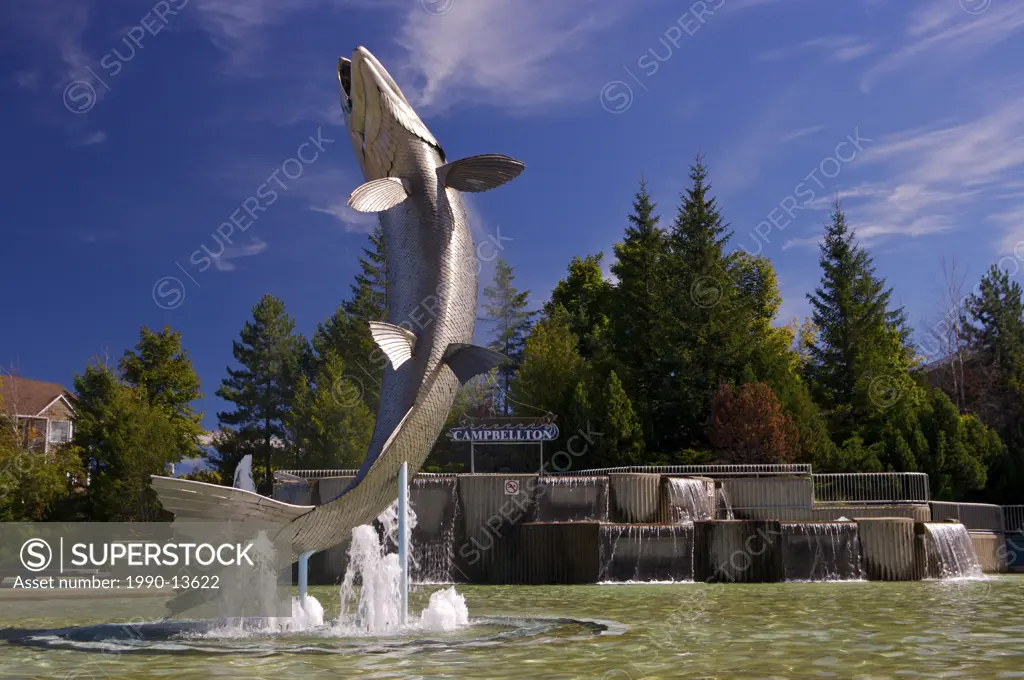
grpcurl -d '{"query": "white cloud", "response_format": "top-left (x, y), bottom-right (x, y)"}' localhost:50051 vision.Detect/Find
top-left (76, 131), bottom-right (107, 146)
top-left (759, 35), bottom-right (874, 63)
top-left (861, 3), bottom-right (1024, 92)
top-left (14, 71), bottom-right (39, 90)
top-left (780, 125), bottom-right (824, 143)
top-left (211, 238), bottom-right (268, 271)
top-left (309, 203), bottom-right (379, 233)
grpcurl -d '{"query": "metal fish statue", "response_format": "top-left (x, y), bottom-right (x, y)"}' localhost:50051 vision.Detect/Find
top-left (151, 46), bottom-right (524, 580)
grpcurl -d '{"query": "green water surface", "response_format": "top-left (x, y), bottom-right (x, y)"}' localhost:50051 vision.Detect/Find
top-left (2, 577), bottom-right (1023, 679)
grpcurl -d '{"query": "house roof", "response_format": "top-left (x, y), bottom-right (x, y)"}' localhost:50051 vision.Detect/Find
top-left (0, 376), bottom-right (74, 417)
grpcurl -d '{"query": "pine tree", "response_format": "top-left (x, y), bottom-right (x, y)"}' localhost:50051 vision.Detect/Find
top-left (962, 264), bottom-right (1024, 501)
top-left (313, 225), bottom-right (387, 413)
top-left (215, 295), bottom-right (307, 494)
top-left (481, 258), bottom-right (537, 415)
top-left (609, 178), bottom-right (670, 450)
top-left (660, 155), bottom-right (750, 453)
top-left (289, 350), bottom-right (374, 470)
top-left (120, 325), bottom-right (204, 460)
top-left (806, 200), bottom-right (913, 444)
top-left (594, 371), bottom-right (644, 467)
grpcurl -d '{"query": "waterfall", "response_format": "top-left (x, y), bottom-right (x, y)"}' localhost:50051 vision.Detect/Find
top-left (232, 454), bottom-right (256, 492)
top-left (665, 478), bottom-right (713, 523)
top-left (716, 485), bottom-right (735, 520)
top-left (921, 523), bottom-right (983, 579)
top-left (599, 524), bottom-right (695, 582)
top-left (781, 522), bottom-right (863, 581)
top-left (409, 477), bottom-right (459, 584)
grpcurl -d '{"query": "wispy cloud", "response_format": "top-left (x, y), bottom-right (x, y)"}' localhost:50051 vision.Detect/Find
top-left (0, 0), bottom-right (94, 86)
top-left (759, 35), bottom-right (875, 63)
top-left (13, 71), bottom-right (40, 90)
top-left (786, 98), bottom-right (1024, 249)
top-left (309, 203), bottom-right (378, 233)
top-left (76, 131), bottom-right (107, 146)
top-left (780, 125), bottom-right (824, 143)
top-left (861, 3), bottom-right (1024, 93)
top-left (211, 238), bottom-right (268, 271)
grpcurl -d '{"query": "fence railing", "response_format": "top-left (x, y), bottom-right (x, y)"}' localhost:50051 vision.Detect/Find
top-left (930, 501), bottom-right (1005, 533)
top-left (1003, 505), bottom-right (1024, 533)
top-left (812, 473), bottom-right (930, 505)
top-left (565, 464), bottom-right (812, 477)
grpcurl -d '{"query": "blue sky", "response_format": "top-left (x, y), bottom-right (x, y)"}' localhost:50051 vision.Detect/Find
top-left (2, 0), bottom-right (1024, 433)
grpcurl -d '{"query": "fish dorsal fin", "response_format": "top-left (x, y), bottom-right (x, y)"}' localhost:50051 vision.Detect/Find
top-left (348, 177), bottom-right (409, 213)
top-left (369, 322), bottom-right (417, 369)
top-left (438, 154), bottom-right (525, 193)
top-left (443, 343), bottom-right (507, 384)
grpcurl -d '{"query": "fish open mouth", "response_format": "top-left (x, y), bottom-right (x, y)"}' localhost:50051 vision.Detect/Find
top-left (337, 57), bottom-right (353, 114)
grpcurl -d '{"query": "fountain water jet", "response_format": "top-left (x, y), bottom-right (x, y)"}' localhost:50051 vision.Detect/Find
top-left (919, 523), bottom-right (983, 579)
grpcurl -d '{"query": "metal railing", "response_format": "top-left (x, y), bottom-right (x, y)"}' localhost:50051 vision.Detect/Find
top-left (565, 464), bottom-right (812, 477)
top-left (930, 501), bottom-right (1005, 532)
top-left (1003, 505), bottom-right (1024, 533)
top-left (812, 473), bottom-right (930, 505)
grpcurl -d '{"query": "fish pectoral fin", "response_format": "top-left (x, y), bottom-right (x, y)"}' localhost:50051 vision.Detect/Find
top-left (437, 154), bottom-right (525, 192)
top-left (443, 343), bottom-right (507, 384)
top-left (369, 322), bottom-right (417, 369)
top-left (348, 177), bottom-right (409, 212)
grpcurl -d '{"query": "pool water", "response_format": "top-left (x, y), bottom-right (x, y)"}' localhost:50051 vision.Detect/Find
top-left (2, 577), bottom-right (1023, 679)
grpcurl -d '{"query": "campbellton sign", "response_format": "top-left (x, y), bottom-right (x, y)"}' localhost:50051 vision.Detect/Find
top-left (447, 422), bottom-right (560, 443)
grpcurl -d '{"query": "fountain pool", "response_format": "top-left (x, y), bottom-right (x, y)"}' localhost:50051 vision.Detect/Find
top-left (2, 578), bottom-right (1023, 678)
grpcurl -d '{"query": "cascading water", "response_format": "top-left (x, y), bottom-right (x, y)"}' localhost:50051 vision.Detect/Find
top-left (598, 524), bottom-right (695, 582)
top-left (665, 478), bottom-right (713, 523)
top-left (921, 523), bottom-right (983, 579)
top-left (781, 522), bottom-right (863, 581)
top-left (716, 485), bottom-right (735, 520)
top-left (409, 477), bottom-right (460, 583)
top-left (232, 454), bottom-right (256, 492)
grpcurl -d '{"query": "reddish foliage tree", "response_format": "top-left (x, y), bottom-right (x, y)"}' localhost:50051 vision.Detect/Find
top-left (707, 382), bottom-right (799, 464)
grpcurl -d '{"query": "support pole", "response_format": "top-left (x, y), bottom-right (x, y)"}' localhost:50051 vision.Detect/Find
top-left (398, 461), bottom-right (409, 625)
top-left (470, 442), bottom-right (475, 473)
top-left (298, 551), bottom-right (311, 608)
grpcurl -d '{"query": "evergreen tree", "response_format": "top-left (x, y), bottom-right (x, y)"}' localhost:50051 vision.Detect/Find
top-left (806, 201), bottom-right (914, 447)
top-left (215, 295), bottom-right (307, 494)
top-left (481, 258), bottom-right (537, 415)
top-left (312, 225), bottom-right (387, 414)
top-left (609, 178), bottom-right (671, 450)
top-left (592, 370), bottom-right (644, 467)
top-left (288, 350), bottom-right (374, 470)
top-left (962, 264), bottom-right (1024, 501)
top-left (120, 325), bottom-right (204, 460)
top-left (71, 362), bottom-right (180, 520)
top-left (546, 253), bottom-right (613, 362)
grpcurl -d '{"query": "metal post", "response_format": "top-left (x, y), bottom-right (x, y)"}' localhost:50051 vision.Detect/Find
top-left (398, 461), bottom-right (409, 625)
top-left (470, 442), bottom-right (475, 473)
top-left (298, 551), bottom-right (311, 608)
top-left (539, 441), bottom-right (544, 473)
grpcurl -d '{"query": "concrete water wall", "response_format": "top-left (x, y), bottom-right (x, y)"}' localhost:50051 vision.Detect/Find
top-left (693, 520), bottom-right (785, 583)
top-left (455, 474), bottom-right (538, 584)
top-left (780, 522), bottom-right (863, 581)
top-left (856, 518), bottom-right (919, 581)
top-left (721, 477), bottom-right (813, 511)
top-left (311, 477), bottom-right (353, 584)
top-left (534, 476), bottom-right (610, 523)
top-left (969, 531), bottom-right (1007, 573)
top-left (519, 523), bottom-right (602, 584)
top-left (608, 473), bottom-right (662, 523)
top-left (599, 524), bottom-right (695, 582)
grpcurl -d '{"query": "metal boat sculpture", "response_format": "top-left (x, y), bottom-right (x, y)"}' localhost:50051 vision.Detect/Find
top-left (151, 46), bottom-right (524, 566)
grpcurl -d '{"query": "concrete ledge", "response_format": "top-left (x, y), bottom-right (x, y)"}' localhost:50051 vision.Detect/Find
top-left (534, 476), bottom-right (609, 523)
top-left (856, 517), bottom-right (919, 581)
top-left (969, 531), bottom-right (1007, 573)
